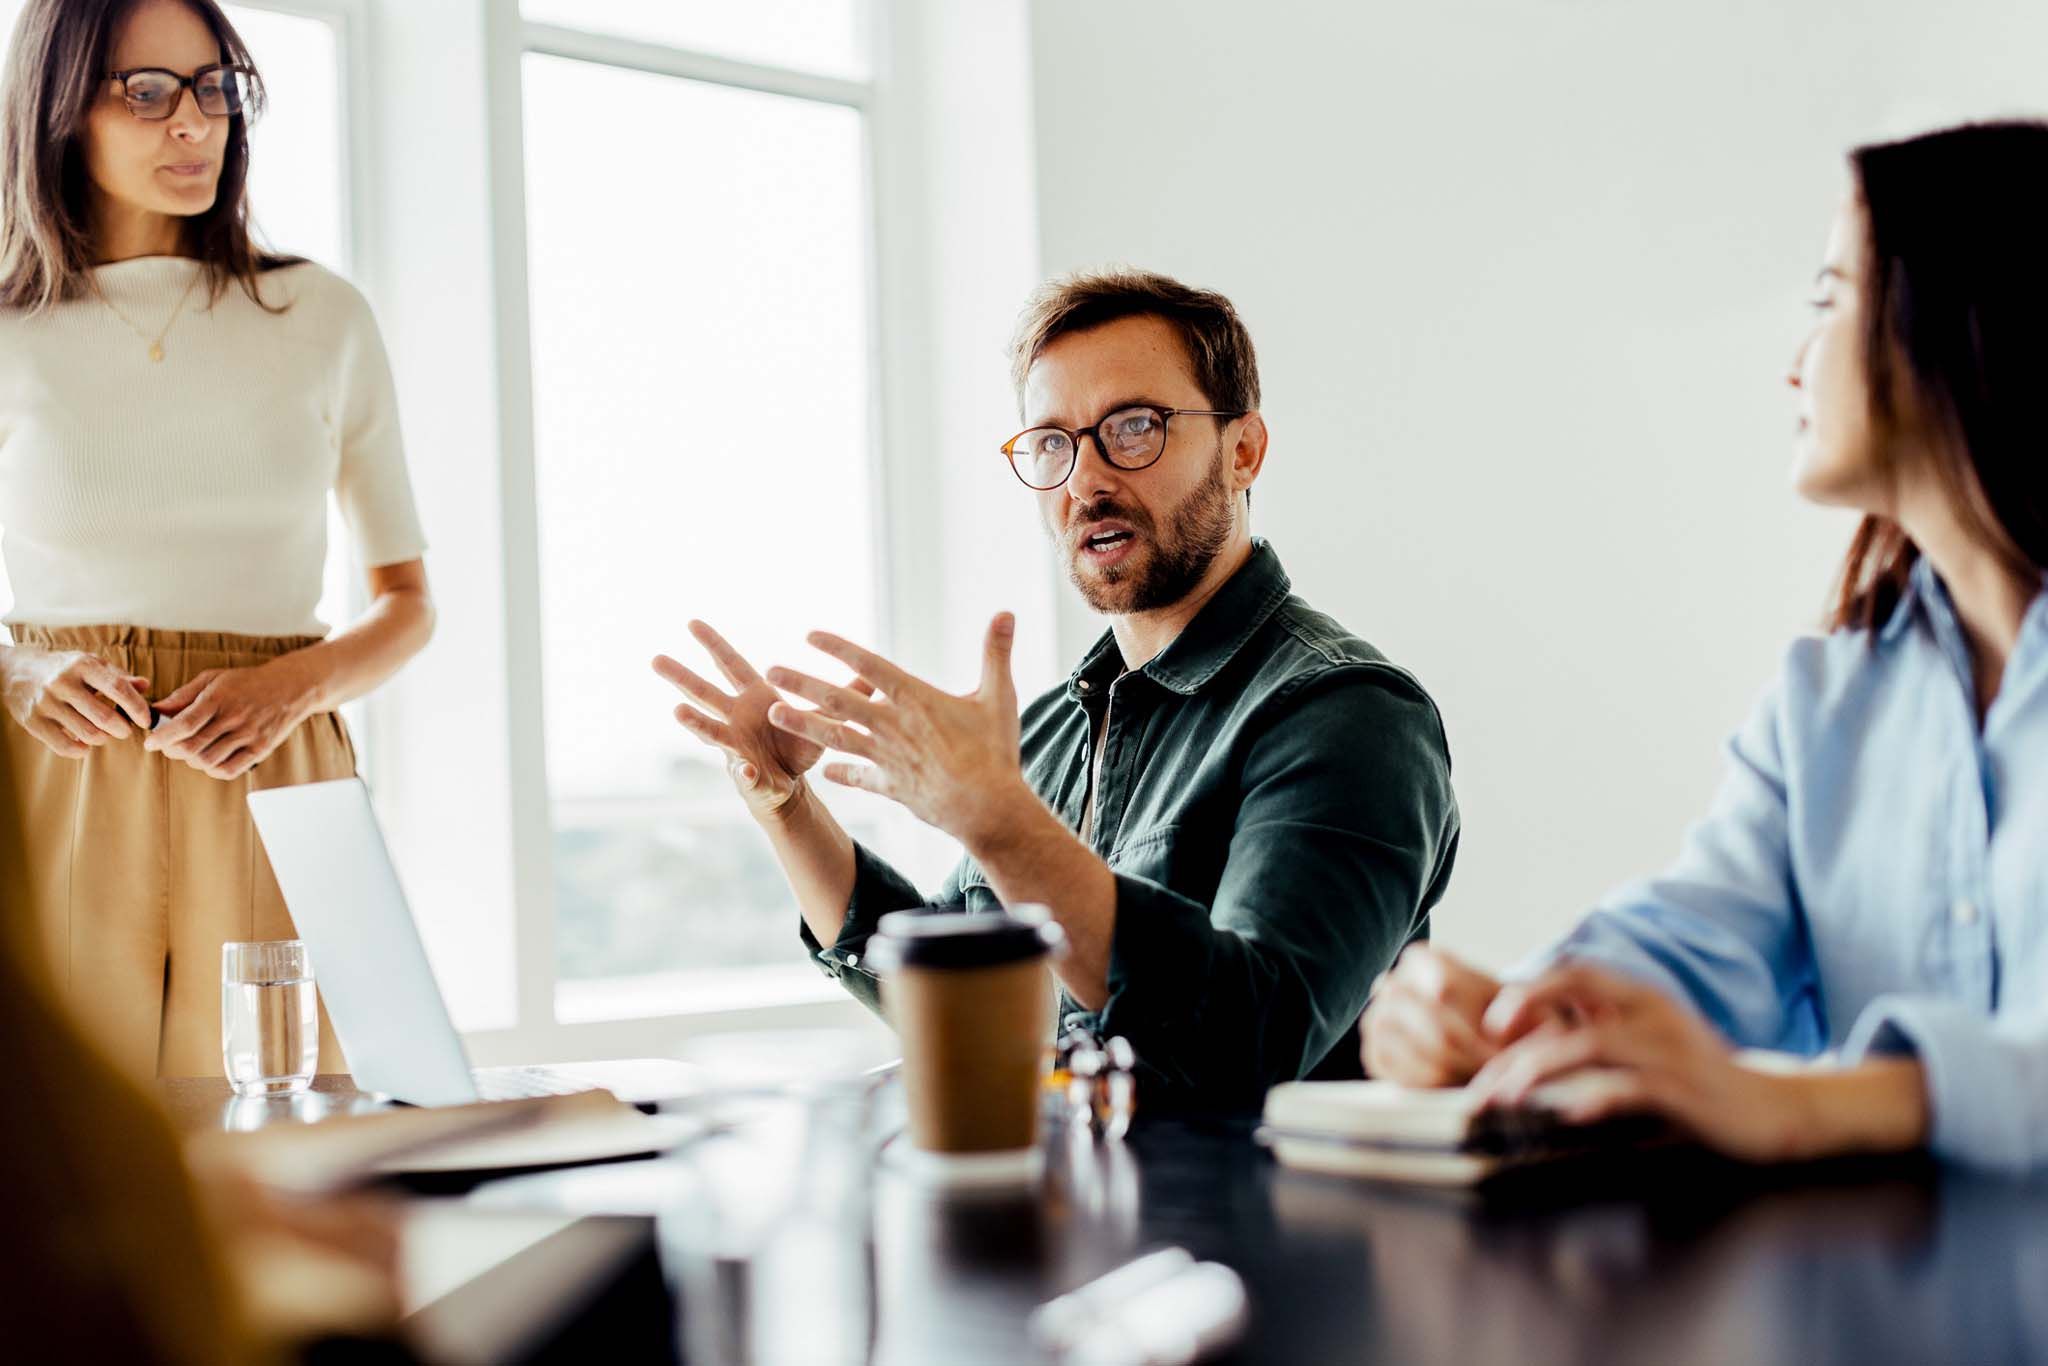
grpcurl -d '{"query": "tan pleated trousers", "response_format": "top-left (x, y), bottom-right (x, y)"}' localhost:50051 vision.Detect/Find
top-left (1, 625), bottom-right (355, 1079)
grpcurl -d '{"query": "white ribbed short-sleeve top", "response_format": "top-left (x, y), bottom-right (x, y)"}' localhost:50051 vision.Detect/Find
top-left (0, 256), bottom-right (427, 636)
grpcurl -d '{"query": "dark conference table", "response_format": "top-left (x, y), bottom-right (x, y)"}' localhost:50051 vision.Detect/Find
top-left (163, 1077), bottom-right (2048, 1365)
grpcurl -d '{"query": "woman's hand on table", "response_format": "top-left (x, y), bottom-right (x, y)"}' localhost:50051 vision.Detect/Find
top-left (1472, 962), bottom-right (1930, 1163)
top-left (0, 644), bottom-right (151, 757)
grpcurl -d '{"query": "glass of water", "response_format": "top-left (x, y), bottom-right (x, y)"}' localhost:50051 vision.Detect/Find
top-left (221, 940), bottom-right (318, 1097)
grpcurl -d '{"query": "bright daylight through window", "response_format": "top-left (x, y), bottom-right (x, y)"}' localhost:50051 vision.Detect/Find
top-left (517, 9), bottom-right (883, 1022)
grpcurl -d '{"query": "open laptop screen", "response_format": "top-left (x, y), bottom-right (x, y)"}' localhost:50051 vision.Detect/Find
top-left (248, 779), bottom-right (480, 1106)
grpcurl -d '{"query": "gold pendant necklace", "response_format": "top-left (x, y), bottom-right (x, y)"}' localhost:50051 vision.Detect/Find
top-left (96, 266), bottom-right (204, 363)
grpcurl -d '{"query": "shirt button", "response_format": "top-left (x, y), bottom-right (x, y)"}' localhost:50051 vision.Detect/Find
top-left (1077, 679), bottom-right (1092, 692)
top-left (845, 953), bottom-right (859, 968)
top-left (1952, 900), bottom-right (1980, 928)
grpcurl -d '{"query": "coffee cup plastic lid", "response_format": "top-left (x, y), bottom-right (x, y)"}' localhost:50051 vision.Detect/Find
top-left (867, 907), bottom-right (1065, 971)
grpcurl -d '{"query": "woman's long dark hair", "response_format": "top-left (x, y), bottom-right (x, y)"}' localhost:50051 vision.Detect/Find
top-left (0, 0), bottom-right (292, 313)
top-left (1830, 120), bottom-right (2048, 631)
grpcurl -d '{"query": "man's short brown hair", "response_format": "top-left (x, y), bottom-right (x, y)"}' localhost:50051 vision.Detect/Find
top-left (1008, 268), bottom-right (1261, 416)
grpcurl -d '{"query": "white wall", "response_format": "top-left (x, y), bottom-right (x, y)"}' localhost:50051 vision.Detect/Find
top-left (1026, 0), bottom-right (2048, 968)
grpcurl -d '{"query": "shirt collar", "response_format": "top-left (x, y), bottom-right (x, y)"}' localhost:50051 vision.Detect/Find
top-left (1879, 554), bottom-right (2048, 648)
top-left (1064, 538), bottom-right (1293, 701)
top-left (1876, 557), bottom-right (1936, 646)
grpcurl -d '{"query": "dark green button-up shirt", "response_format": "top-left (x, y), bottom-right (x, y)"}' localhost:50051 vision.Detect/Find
top-left (802, 539), bottom-right (1459, 1109)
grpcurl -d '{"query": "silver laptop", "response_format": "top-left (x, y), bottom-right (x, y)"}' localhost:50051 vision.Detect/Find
top-left (248, 778), bottom-right (701, 1108)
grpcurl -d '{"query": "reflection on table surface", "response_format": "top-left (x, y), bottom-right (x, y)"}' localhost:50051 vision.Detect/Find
top-left (160, 1077), bottom-right (2048, 1365)
top-left (865, 1118), bottom-right (2048, 1366)
top-left (161, 1072), bottom-right (387, 1133)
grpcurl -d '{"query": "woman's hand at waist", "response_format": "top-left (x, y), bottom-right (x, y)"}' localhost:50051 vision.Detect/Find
top-left (144, 560), bottom-right (436, 782)
top-left (146, 655), bottom-right (322, 781)
top-left (0, 643), bottom-right (152, 758)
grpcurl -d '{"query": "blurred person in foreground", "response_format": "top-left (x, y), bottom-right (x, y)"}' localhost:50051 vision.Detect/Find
top-left (0, 711), bottom-right (406, 1362)
top-left (1363, 121), bottom-right (2048, 1173)
top-left (655, 270), bottom-right (1459, 1108)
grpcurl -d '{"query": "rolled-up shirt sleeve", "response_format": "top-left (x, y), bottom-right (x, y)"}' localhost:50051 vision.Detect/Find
top-left (1095, 666), bottom-right (1458, 1109)
top-left (797, 842), bottom-right (965, 1015)
top-left (1845, 997), bottom-right (2048, 1172)
top-left (1527, 674), bottom-right (1823, 1052)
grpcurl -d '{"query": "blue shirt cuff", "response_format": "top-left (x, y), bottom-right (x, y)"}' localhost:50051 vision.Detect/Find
top-left (1844, 994), bottom-right (2045, 1173)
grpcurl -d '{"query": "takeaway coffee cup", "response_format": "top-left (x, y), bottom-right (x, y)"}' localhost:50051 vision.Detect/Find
top-left (869, 907), bottom-right (1064, 1169)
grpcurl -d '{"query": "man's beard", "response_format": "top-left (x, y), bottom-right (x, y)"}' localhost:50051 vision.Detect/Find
top-left (1062, 444), bottom-right (1236, 615)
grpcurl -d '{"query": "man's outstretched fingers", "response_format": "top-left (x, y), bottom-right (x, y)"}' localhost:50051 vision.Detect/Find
top-left (654, 656), bottom-right (736, 717)
top-left (820, 761), bottom-right (888, 796)
top-left (767, 701), bottom-right (875, 758)
top-left (688, 620), bottom-right (764, 689)
top-left (672, 704), bottom-right (739, 751)
top-left (765, 666), bottom-right (884, 728)
top-left (805, 632), bottom-right (917, 699)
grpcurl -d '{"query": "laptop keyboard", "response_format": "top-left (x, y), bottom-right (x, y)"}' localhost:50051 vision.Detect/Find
top-left (471, 1066), bottom-right (596, 1102)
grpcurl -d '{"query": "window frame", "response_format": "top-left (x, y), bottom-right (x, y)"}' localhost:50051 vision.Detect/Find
top-left (225, 0), bottom-right (370, 258)
top-left (469, 0), bottom-right (899, 1061)
top-left (223, 0), bottom-right (379, 735)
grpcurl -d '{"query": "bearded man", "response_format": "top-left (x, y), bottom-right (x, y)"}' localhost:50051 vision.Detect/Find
top-left (655, 269), bottom-right (1459, 1108)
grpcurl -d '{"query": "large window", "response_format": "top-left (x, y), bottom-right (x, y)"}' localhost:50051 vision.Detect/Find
top-left (508, 5), bottom-right (898, 1023)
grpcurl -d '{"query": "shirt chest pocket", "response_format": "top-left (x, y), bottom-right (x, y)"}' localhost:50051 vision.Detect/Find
top-left (1109, 823), bottom-right (1227, 907)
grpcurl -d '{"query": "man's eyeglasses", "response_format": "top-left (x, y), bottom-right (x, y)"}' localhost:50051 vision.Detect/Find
top-left (1001, 404), bottom-right (1244, 491)
top-left (105, 64), bottom-right (264, 124)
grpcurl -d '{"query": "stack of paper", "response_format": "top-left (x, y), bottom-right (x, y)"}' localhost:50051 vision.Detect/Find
top-left (1259, 1070), bottom-right (1662, 1187)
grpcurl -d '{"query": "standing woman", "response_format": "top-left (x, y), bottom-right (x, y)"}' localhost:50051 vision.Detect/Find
top-left (0, 0), bottom-right (432, 1078)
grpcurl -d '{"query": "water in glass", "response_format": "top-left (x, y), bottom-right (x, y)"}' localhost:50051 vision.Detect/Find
top-left (221, 940), bottom-right (318, 1096)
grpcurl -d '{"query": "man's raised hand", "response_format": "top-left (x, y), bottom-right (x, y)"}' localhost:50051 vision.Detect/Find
top-left (652, 619), bottom-right (872, 822)
top-left (762, 612), bottom-right (1028, 850)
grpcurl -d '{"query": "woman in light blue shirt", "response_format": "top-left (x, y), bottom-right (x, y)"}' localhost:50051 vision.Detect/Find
top-left (1361, 120), bottom-right (2048, 1172)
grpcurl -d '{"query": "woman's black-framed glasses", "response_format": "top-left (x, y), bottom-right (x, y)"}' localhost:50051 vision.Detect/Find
top-left (1001, 404), bottom-right (1244, 491)
top-left (105, 63), bottom-right (264, 124)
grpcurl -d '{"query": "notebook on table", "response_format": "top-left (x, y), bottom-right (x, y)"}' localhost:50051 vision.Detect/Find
top-left (1258, 1070), bottom-right (1670, 1187)
top-left (189, 1090), bottom-right (707, 1193)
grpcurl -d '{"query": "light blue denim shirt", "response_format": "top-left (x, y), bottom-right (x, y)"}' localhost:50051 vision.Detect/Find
top-left (1541, 556), bottom-right (2048, 1171)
